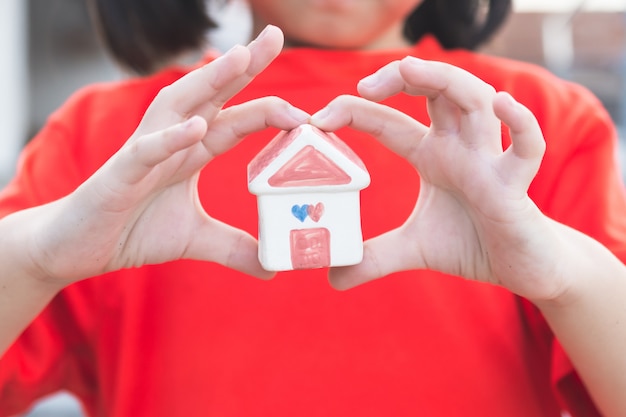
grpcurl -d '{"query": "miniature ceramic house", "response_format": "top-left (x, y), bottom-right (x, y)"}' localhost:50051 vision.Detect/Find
top-left (248, 124), bottom-right (371, 271)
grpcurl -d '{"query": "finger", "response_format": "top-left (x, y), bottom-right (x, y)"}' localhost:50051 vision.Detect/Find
top-left (359, 57), bottom-right (496, 112)
top-left (186, 219), bottom-right (275, 279)
top-left (399, 58), bottom-right (496, 111)
top-left (328, 228), bottom-right (422, 290)
top-left (358, 57), bottom-right (498, 139)
top-left (147, 44), bottom-right (251, 122)
top-left (310, 95), bottom-right (427, 163)
top-left (356, 60), bottom-right (409, 101)
top-left (400, 58), bottom-right (500, 149)
top-left (193, 25), bottom-right (285, 116)
top-left (494, 92), bottom-right (546, 162)
top-left (493, 92), bottom-right (546, 188)
top-left (201, 97), bottom-right (311, 157)
top-left (117, 116), bottom-right (208, 185)
top-left (145, 25), bottom-right (284, 124)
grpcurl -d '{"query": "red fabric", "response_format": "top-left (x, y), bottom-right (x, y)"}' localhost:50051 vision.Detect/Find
top-left (2, 38), bottom-right (626, 416)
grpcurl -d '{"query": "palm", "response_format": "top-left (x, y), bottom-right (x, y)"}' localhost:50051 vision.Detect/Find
top-left (405, 126), bottom-right (539, 285)
top-left (95, 147), bottom-right (209, 270)
top-left (42, 117), bottom-right (214, 281)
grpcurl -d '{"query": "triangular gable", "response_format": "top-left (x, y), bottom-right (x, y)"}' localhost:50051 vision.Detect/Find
top-left (317, 128), bottom-right (367, 172)
top-left (268, 145), bottom-right (351, 187)
top-left (248, 124), bottom-right (370, 195)
top-left (248, 125), bottom-right (367, 183)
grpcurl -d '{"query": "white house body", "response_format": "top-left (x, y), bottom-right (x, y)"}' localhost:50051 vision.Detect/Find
top-left (248, 124), bottom-right (371, 271)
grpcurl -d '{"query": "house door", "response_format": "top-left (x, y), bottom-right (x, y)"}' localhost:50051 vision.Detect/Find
top-left (290, 228), bottom-right (330, 269)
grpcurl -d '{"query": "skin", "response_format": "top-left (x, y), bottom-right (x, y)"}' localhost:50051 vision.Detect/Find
top-left (0, 0), bottom-right (625, 414)
top-left (247, 0), bottom-right (422, 49)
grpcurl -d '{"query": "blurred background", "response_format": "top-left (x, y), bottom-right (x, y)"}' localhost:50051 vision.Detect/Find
top-left (1, 0), bottom-right (625, 415)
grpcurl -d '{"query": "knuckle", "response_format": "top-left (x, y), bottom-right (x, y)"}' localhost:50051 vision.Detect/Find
top-left (248, 95), bottom-right (287, 110)
top-left (483, 84), bottom-right (497, 100)
top-left (264, 95), bottom-right (290, 109)
top-left (154, 84), bottom-right (176, 104)
top-left (329, 94), bottom-right (359, 109)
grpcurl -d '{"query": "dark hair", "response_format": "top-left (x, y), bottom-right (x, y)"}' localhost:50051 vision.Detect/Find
top-left (87, 0), bottom-right (216, 74)
top-left (404, 0), bottom-right (512, 49)
top-left (88, 0), bottom-right (511, 74)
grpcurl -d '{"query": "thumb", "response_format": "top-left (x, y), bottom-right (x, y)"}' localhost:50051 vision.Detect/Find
top-left (186, 219), bottom-right (275, 279)
top-left (328, 228), bottom-right (422, 290)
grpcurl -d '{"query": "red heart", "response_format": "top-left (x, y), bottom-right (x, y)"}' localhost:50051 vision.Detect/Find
top-left (307, 202), bottom-right (324, 222)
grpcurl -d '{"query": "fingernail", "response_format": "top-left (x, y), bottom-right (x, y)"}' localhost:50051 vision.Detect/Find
top-left (181, 116), bottom-right (200, 129)
top-left (499, 92), bottom-right (522, 111)
top-left (224, 44), bottom-right (243, 56)
top-left (358, 73), bottom-right (380, 88)
top-left (403, 56), bottom-right (425, 68)
top-left (208, 44), bottom-right (242, 67)
top-left (310, 107), bottom-right (330, 122)
top-left (180, 117), bottom-right (194, 129)
top-left (501, 91), bottom-right (514, 104)
top-left (257, 25), bottom-right (272, 40)
top-left (289, 106), bottom-right (311, 123)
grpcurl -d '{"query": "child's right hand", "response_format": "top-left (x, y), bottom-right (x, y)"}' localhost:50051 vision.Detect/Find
top-left (17, 25), bottom-right (309, 286)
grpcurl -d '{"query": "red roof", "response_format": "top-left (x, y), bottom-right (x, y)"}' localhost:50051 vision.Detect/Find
top-left (248, 125), bottom-right (366, 184)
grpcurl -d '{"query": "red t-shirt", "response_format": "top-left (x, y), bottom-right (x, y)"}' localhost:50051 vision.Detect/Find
top-left (2, 38), bottom-right (626, 416)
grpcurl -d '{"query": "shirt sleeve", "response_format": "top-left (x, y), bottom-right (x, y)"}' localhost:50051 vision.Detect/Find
top-left (0, 286), bottom-right (97, 416)
top-left (0, 120), bottom-right (84, 218)
top-left (0, 114), bottom-right (96, 415)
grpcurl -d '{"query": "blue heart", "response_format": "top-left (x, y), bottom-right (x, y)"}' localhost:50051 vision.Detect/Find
top-left (291, 204), bottom-right (309, 222)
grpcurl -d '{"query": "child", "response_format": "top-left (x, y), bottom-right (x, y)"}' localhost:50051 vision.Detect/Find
top-left (1, 0), bottom-right (625, 415)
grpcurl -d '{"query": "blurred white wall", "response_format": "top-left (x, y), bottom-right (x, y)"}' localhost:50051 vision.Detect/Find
top-left (206, 0), bottom-right (252, 51)
top-left (0, 0), bottom-right (28, 186)
top-left (514, 0), bottom-right (626, 12)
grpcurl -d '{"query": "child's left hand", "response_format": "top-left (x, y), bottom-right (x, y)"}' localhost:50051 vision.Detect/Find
top-left (310, 57), bottom-right (569, 303)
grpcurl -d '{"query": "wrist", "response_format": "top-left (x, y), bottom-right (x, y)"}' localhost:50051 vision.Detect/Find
top-left (531, 220), bottom-right (622, 310)
top-left (2, 205), bottom-right (69, 292)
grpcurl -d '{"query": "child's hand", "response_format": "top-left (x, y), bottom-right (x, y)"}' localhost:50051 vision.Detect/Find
top-left (27, 25), bottom-right (309, 284)
top-left (310, 57), bottom-right (569, 302)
